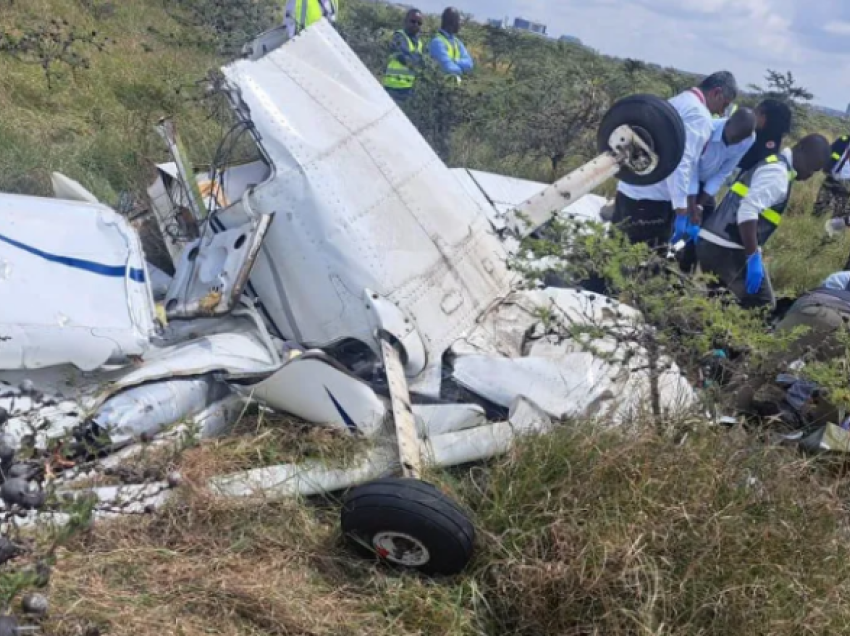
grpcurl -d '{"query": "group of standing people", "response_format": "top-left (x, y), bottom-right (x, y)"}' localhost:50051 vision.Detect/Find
top-left (612, 71), bottom-right (832, 310)
top-left (282, 1), bottom-right (474, 104)
top-left (382, 7), bottom-right (474, 103)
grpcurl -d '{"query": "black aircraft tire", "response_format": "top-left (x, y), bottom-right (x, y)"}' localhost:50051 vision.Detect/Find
top-left (340, 477), bottom-right (475, 576)
top-left (597, 93), bottom-right (686, 186)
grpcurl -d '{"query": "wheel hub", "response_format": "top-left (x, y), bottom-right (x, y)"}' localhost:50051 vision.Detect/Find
top-left (372, 531), bottom-right (430, 567)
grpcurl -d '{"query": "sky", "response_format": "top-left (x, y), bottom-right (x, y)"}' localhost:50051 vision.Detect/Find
top-left (407, 0), bottom-right (850, 110)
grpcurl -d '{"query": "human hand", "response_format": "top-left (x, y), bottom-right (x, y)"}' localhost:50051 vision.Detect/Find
top-left (670, 213), bottom-right (688, 243)
top-left (685, 220), bottom-right (700, 245)
top-left (745, 251), bottom-right (764, 295)
top-left (688, 201), bottom-right (703, 225)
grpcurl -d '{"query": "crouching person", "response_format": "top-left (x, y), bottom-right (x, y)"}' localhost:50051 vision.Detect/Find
top-left (696, 134), bottom-right (831, 309)
top-left (774, 270), bottom-right (850, 361)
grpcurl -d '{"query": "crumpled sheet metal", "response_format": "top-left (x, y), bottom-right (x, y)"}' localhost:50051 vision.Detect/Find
top-left (451, 287), bottom-right (696, 423)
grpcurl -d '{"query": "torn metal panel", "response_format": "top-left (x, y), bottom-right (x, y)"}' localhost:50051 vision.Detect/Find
top-left (0, 318), bottom-right (280, 450)
top-left (421, 397), bottom-right (552, 466)
top-left (450, 288), bottom-right (695, 423)
top-left (449, 168), bottom-right (506, 231)
top-left (50, 173), bottom-right (100, 204)
top-left (91, 375), bottom-right (232, 448)
top-left (0, 194), bottom-right (157, 371)
top-left (412, 403), bottom-right (488, 438)
top-left (206, 20), bottom-right (513, 362)
top-left (246, 352), bottom-right (387, 437)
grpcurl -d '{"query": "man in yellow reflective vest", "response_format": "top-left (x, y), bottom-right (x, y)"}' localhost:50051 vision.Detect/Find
top-left (383, 9), bottom-right (425, 103)
top-left (429, 7), bottom-right (473, 79)
top-left (285, 0), bottom-right (339, 38)
top-left (696, 135), bottom-right (830, 309)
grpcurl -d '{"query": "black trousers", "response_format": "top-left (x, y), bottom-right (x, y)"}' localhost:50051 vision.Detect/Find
top-left (678, 184), bottom-right (717, 273)
top-left (696, 240), bottom-right (775, 309)
top-left (611, 192), bottom-right (674, 249)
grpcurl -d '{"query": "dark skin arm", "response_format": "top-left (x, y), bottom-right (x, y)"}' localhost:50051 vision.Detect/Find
top-left (698, 191), bottom-right (714, 208)
top-left (739, 220), bottom-right (759, 256)
top-left (686, 196), bottom-right (701, 224)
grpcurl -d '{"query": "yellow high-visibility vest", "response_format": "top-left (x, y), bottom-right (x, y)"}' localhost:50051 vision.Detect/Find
top-left (436, 32), bottom-right (461, 62)
top-left (383, 31), bottom-right (423, 90)
top-left (291, 0), bottom-right (338, 33)
top-left (727, 155), bottom-right (795, 227)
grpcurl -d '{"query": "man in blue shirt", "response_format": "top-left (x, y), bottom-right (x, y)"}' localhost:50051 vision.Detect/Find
top-left (429, 7), bottom-right (473, 78)
top-left (678, 107), bottom-right (756, 271)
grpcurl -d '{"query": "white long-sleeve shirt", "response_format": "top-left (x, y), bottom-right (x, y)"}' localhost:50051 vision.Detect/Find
top-left (689, 117), bottom-right (755, 197)
top-left (699, 147), bottom-right (793, 249)
top-left (618, 88), bottom-right (713, 210)
top-left (823, 271), bottom-right (850, 290)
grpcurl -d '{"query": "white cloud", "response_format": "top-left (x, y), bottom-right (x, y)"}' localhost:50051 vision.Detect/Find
top-left (408, 0), bottom-right (849, 108)
top-left (824, 21), bottom-right (850, 36)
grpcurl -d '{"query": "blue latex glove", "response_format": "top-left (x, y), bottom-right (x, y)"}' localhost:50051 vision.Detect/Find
top-left (670, 214), bottom-right (688, 244)
top-left (745, 251), bottom-right (765, 295)
top-left (685, 220), bottom-right (700, 245)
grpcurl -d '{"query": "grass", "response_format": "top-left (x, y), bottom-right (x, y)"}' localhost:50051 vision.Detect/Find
top-left (6, 0), bottom-right (850, 633)
top-left (0, 0), bottom-right (224, 203)
top-left (41, 422), bottom-right (850, 636)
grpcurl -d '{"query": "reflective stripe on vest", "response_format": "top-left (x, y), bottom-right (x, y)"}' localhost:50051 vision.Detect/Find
top-left (834, 153), bottom-right (842, 161)
top-left (437, 32), bottom-right (461, 62)
top-left (728, 182), bottom-right (782, 226)
top-left (383, 31), bottom-right (422, 90)
top-left (703, 153), bottom-right (793, 248)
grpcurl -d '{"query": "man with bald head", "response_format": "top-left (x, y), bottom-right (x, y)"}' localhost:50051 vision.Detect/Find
top-left (677, 108), bottom-right (756, 272)
top-left (690, 107), bottom-right (757, 219)
top-left (429, 7), bottom-right (474, 78)
top-left (697, 134), bottom-right (832, 309)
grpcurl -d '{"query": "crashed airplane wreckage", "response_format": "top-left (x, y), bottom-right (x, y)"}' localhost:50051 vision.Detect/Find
top-left (0, 20), bottom-right (695, 574)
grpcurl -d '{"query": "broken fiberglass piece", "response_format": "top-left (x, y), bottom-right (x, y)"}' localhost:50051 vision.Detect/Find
top-left (0, 194), bottom-right (157, 371)
top-left (450, 288), bottom-right (696, 423)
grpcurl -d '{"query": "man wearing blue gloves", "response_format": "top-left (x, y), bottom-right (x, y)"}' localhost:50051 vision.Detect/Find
top-left (615, 71), bottom-right (738, 249)
top-left (696, 134), bottom-right (831, 309)
top-left (678, 107), bottom-right (757, 272)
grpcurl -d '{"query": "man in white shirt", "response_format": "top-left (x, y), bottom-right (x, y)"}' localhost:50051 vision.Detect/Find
top-left (696, 134), bottom-right (831, 309)
top-left (613, 71), bottom-right (738, 249)
top-left (678, 108), bottom-right (756, 272)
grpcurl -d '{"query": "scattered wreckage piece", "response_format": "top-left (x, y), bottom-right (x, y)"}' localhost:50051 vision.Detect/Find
top-left (0, 194), bottom-right (157, 371)
top-left (0, 18), bottom-right (692, 577)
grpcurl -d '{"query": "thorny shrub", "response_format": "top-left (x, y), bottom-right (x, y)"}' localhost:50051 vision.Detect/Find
top-left (0, 20), bottom-right (111, 88)
top-left (510, 218), bottom-right (812, 419)
top-left (154, 0), bottom-right (279, 58)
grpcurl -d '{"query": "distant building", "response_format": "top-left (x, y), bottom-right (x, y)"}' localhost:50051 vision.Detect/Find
top-left (487, 17), bottom-right (508, 29)
top-left (559, 34), bottom-right (582, 45)
top-left (846, 102), bottom-right (850, 117)
top-left (513, 17), bottom-right (547, 35)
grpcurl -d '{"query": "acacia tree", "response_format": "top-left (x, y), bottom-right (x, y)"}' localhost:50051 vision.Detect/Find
top-left (749, 69), bottom-right (814, 132)
top-left (476, 63), bottom-right (609, 178)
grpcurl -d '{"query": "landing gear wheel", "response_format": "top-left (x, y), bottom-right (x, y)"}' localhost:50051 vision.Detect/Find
top-left (340, 477), bottom-right (475, 576)
top-left (597, 94), bottom-right (686, 186)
